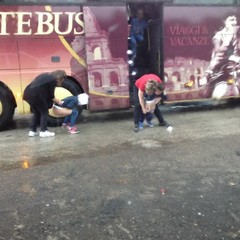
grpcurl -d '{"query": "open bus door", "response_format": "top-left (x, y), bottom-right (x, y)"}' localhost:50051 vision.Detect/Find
top-left (83, 6), bottom-right (130, 112)
top-left (127, 3), bottom-right (163, 86)
top-left (148, 18), bottom-right (164, 79)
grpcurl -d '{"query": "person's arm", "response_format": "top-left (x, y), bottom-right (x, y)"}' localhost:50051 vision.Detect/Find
top-left (47, 80), bottom-right (62, 105)
top-left (154, 97), bottom-right (162, 104)
top-left (138, 89), bottom-right (147, 114)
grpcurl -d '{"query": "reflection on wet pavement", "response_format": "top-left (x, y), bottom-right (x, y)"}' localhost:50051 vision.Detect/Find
top-left (0, 155), bottom-right (62, 171)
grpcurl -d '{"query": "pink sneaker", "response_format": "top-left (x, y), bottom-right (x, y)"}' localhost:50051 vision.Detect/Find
top-left (62, 123), bottom-right (70, 130)
top-left (62, 123), bottom-right (68, 128)
top-left (68, 126), bottom-right (80, 134)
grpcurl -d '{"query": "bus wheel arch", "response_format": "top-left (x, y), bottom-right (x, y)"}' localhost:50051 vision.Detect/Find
top-left (0, 82), bottom-right (16, 131)
top-left (48, 77), bottom-right (84, 127)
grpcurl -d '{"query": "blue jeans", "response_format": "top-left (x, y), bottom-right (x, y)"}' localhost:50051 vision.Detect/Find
top-left (133, 86), bottom-right (165, 126)
top-left (130, 34), bottom-right (144, 58)
top-left (139, 112), bottom-right (153, 123)
top-left (62, 96), bottom-right (78, 109)
top-left (62, 96), bottom-right (79, 127)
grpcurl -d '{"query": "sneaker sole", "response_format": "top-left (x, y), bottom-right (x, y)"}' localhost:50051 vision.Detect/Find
top-left (39, 134), bottom-right (55, 137)
top-left (29, 132), bottom-right (38, 137)
top-left (39, 136), bottom-right (55, 138)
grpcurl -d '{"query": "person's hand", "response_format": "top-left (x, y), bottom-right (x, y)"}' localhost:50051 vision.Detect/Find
top-left (142, 107), bottom-right (147, 114)
top-left (56, 99), bottom-right (63, 105)
top-left (155, 97), bottom-right (161, 104)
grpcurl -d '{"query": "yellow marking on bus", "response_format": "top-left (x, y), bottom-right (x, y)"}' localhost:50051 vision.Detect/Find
top-left (45, 5), bottom-right (87, 68)
top-left (167, 89), bottom-right (201, 94)
top-left (16, 92), bottom-right (21, 98)
top-left (89, 90), bottom-right (129, 98)
top-left (45, 5), bottom-right (52, 12)
top-left (58, 35), bottom-right (87, 68)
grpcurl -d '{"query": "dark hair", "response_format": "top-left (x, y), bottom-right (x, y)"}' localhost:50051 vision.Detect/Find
top-left (156, 82), bottom-right (164, 92)
top-left (50, 70), bottom-right (67, 80)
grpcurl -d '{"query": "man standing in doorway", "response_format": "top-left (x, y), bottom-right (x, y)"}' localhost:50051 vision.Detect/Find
top-left (130, 7), bottom-right (148, 59)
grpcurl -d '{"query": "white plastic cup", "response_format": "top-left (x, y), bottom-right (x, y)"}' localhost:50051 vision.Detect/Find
top-left (167, 126), bottom-right (173, 133)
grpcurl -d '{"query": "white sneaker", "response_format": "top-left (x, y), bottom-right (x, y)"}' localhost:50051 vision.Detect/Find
top-left (29, 131), bottom-right (38, 137)
top-left (39, 131), bottom-right (55, 138)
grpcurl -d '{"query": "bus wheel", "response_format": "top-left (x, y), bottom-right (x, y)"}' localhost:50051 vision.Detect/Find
top-left (48, 78), bottom-right (83, 127)
top-left (0, 86), bottom-right (15, 131)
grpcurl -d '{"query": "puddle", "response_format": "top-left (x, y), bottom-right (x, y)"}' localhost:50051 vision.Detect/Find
top-left (98, 198), bottom-right (126, 224)
top-left (132, 139), bottom-right (161, 149)
top-left (236, 151), bottom-right (240, 157)
top-left (0, 155), bottom-right (63, 171)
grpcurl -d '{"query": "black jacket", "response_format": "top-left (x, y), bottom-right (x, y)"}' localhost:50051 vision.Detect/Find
top-left (23, 73), bottom-right (57, 108)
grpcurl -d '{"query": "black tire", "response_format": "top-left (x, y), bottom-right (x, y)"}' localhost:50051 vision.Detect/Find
top-left (48, 78), bottom-right (83, 127)
top-left (0, 87), bottom-right (15, 131)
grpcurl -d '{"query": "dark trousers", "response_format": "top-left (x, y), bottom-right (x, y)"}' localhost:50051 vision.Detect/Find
top-left (30, 103), bottom-right (49, 132)
top-left (133, 86), bottom-right (165, 126)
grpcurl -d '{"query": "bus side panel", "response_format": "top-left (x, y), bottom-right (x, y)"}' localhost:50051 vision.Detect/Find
top-left (18, 37), bottom-right (72, 113)
top-left (163, 6), bottom-right (240, 102)
top-left (18, 38), bottom-right (73, 69)
top-left (0, 39), bottom-right (20, 70)
top-left (0, 5), bottom-right (88, 114)
top-left (18, 36), bottom-right (75, 113)
top-left (83, 6), bottom-right (130, 111)
top-left (0, 38), bottom-right (22, 111)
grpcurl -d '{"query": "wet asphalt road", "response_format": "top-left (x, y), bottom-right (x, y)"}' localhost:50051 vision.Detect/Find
top-left (0, 105), bottom-right (240, 240)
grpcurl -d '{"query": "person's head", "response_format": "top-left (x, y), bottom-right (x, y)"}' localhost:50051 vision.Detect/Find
top-left (155, 82), bottom-right (164, 95)
top-left (145, 80), bottom-right (164, 95)
top-left (136, 8), bottom-right (144, 20)
top-left (50, 70), bottom-right (67, 87)
top-left (224, 15), bottom-right (237, 29)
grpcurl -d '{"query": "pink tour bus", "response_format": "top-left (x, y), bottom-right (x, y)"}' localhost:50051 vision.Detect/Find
top-left (0, 1), bottom-right (239, 129)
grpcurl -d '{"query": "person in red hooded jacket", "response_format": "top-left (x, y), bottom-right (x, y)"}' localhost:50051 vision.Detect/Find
top-left (133, 73), bottom-right (168, 132)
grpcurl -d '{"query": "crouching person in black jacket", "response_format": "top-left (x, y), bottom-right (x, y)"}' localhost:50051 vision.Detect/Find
top-left (23, 70), bottom-right (66, 138)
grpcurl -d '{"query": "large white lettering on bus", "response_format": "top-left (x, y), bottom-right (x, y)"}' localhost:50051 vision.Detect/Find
top-left (0, 11), bottom-right (84, 36)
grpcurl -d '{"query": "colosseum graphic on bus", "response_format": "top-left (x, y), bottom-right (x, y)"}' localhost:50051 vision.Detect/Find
top-left (81, 7), bottom-right (129, 111)
top-left (164, 6), bottom-right (240, 102)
